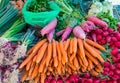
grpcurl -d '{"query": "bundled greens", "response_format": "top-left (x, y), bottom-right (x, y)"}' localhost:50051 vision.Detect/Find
top-left (97, 10), bottom-right (118, 30)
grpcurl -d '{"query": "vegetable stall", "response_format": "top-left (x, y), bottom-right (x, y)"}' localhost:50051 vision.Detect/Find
top-left (0, 0), bottom-right (120, 83)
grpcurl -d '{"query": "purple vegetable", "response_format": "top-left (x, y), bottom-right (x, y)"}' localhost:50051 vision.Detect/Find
top-left (61, 26), bottom-right (72, 41)
top-left (41, 18), bottom-right (57, 36)
top-left (81, 21), bottom-right (95, 32)
top-left (56, 29), bottom-right (65, 37)
top-left (73, 26), bottom-right (86, 39)
top-left (92, 33), bottom-right (96, 42)
top-left (47, 29), bottom-right (55, 43)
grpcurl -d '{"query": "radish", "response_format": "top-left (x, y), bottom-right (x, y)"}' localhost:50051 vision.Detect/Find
top-left (103, 27), bottom-right (108, 31)
top-left (92, 33), bottom-right (96, 42)
top-left (115, 69), bottom-right (120, 75)
top-left (50, 79), bottom-right (57, 83)
top-left (103, 62), bottom-right (110, 67)
top-left (108, 28), bottom-right (114, 33)
top-left (62, 26), bottom-right (72, 41)
top-left (47, 29), bottom-right (55, 43)
top-left (102, 31), bottom-right (109, 37)
top-left (106, 37), bottom-right (111, 43)
top-left (56, 29), bottom-right (65, 37)
top-left (116, 33), bottom-right (120, 40)
top-left (95, 29), bottom-right (103, 34)
top-left (116, 63), bottom-right (120, 69)
top-left (83, 73), bottom-right (90, 78)
top-left (111, 37), bottom-right (117, 42)
top-left (115, 42), bottom-right (120, 48)
top-left (111, 48), bottom-right (119, 56)
top-left (108, 71), bottom-right (114, 76)
top-left (73, 26), bottom-right (86, 39)
top-left (97, 35), bottom-right (102, 40)
top-left (81, 21), bottom-right (95, 32)
top-left (87, 16), bottom-right (108, 27)
top-left (104, 67), bottom-right (110, 72)
top-left (41, 18), bottom-right (57, 36)
top-left (117, 24), bottom-right (120, 28)
top-left (110, 65), bottom-right (116, 70)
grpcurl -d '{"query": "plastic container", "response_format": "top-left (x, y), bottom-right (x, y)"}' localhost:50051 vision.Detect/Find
top-left (22, 0), bottom-right (60, 27)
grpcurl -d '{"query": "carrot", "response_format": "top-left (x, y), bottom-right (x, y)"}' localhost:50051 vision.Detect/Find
top-left (81, 67), bottom-right (86, 72)
top-left (77, 55), bottom-right (85, 67)
top-left (19, 39), bottom-right (47, 69)
top-left (52, 39), bottom-right (57, 57)
top-left (33, 56), bottom-right (37, 62)
top-left (87, 59), bottom-right (93, 71)
top-left (56, 42), bottom-right (62, 61)
top-left (70, 38), bottom-right (73, 54)
top-left (26, 60), bottom-right (32, 71)
top-left (27, 46), bottom-right (34, 55)
top-left (85, 50), bottom-right (99, 65)
top-left (90, 69), bottom-right (99, 76)
top-left (31, 64), bottom-right (39, 79)
top-left (46, 43), bottom-right (52, 67)
top-left (21, 71), bottom-right (28, 82)
top-left (36, 42), bottom-right (48, 63)
top-left (34, 74), bottom-right (40, 83)
top-left (92, 47), bottom-right (101, 54)
top-left (57, 62), bottom-right (62, 75)
top-left (61, 65), bottom-right (65, 74)
top-left (53, 56), bottom-right (58, 67)
top-left (96, 63), bottom-right (103, 73)
top-left (84, 41), bottom-right (104, 63)
top-left (68, 62), bottom-right (76, 71)
top-left (67, 66), bottom-right (72, 75)
top-left (65, 39), bottom-right (70, 51)
top-left (78, 39), bottom-right (88, 67)
top-left (40, 73), bottom-right (46, 83)
top-left (39, 52), bottom-right (47, 73)
top-left (70, 38), bottom-right (77, 61)
top-left (85, 39), bottom-right (105, 51)
top-left (28, 63), bottom-right (35, 77)
top-left (73, 56), bottom-right (80, 70)
top-left (59, 41), bottom-right (68, 65)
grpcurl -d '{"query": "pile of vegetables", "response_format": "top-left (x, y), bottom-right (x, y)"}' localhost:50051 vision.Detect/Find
top-left (0, 0), bottom-right (120, 83)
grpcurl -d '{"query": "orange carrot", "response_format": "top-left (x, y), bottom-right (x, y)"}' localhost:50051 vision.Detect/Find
top-left (86, 39), bottom-right (105, 51)
top-left (85, 50), bottom-right (99, 65)
top-left (31, 64), bottom-right (39, 79)
top-left (36, 42), bottom-right (48, 63)
top-left (26, 60), bottom-right (32, 71)
top-left (59, 41), bottom-right (68, 65)
top-left (65, 39), bottom-right (70, 51)
top-left (56, 42), bottom-right (62, 61)
top-left (46, 43), bottom-right (52, 67)
top-left (90, 69), bottom-right (99, 76)
top-left (87, 59), bottom-right (93, 71)
top-left (34, 74), bottom-right (40, 83)
top-left (27, 46), bottom-right (34, 55)
top-left (73, 56), bottom-right (80, 70)
top-left (96, 63), bottom-right (103, 73)
top-left (53, 56), bottom-right (58, 67)
top-left (33, 56), bottom-right (37, 62)
top-left (78, 39), bottom-right (88, 67)
top-left (39, 52), bottom-right (47, 73)
top-left (21, 71), bottom-right (28, 82)
top-left (40, 73), bottom-right (46, 83)
top-left (57, 62), bottom-right (62, 75)
top-left (52, 39), bottom-right (57, 57)
top-left (28, 63), bottom-right (35, 77)
top-left (92, 47), bottom-right (101, 54)
top-left (70, 39), bottom-right (73, 54)
top-left (19, 39), bottom-right (47, 69)
top-left (84, 42), bottom-right (104, 63)
top-left (68, 62), bottom-right (76, 71)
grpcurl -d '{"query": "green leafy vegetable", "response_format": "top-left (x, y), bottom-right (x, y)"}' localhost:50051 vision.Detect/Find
top-left (97, 10), bottom-right (118, 30)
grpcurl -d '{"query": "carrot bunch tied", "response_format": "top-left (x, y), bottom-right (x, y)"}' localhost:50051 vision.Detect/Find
top-left (19, 38), bottom-right (105, 83)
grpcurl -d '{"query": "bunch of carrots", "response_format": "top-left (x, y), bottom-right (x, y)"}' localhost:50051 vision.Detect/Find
top-left (19, 38), bottom-right (105, 83)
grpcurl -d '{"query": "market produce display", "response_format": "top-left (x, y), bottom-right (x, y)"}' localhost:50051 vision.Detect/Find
top-left (0, 0), bottom-right (120, 83)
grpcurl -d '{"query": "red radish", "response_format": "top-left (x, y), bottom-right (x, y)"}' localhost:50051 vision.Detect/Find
top-left (103, 27), bottom-right (108, 31)
top-left (115, 69), bottom-right (120, 75)
top-left (111, 48), bottom-right (119, 56)
top-left (106, 37), bottom-right (111, 43)
top-left (95, 29), bottom-right (103, 34)
top-left (101, 39), bottom-right (106, 45)
top-left (110, 65), bottom-right (116, 70)
top-left (81, 21), bottom-right (95, 32)
top-left (102, 31), bottom-right (109, 37)
top-left (62, 26), bottom-right (72, 41)
top-left (111, 37), bottom-right (117, 42)
top-left (41, 18), bottom-right (57, 36)
top-left (112, 80), bottom-right (117, 83)
top-left (92, 33), bottom-right (97, 42)
top-left (117, 24), bottom-right (120, 28)
top-left (56, 29), bottom-right (65, 37)
top-left (112, 57), bottom-right (119, 63)
top-left (112, 75), bottom-right (119, 80)
top-left (116, 54), bottom-right (120, 58)
top-left (73, 26), bottom-right (86, 39)
top-left (108, 28), bottom-right (114, 33)
top-left (57, 79), bottom-right (63, 83)
top-left (86, 78), bottom-right (93, 83)
top-left (93, 79), bottom-right (100, 83)
top-left (50, 79), bottom-right (57, 83)
top-left (83, 73), bottom-right (90, 78)
top-left (116, 63), bottom-right (120, 69)
top-left (47, 29), bottom-right (55, 43)
top-left (108, 71), bottom-right (114, 76)
top-left (97, 35), bottom-right (102, 40)
top-left (115, 42), bottom-right (120, 47)
top-left (103, 62), bottom-right (110, 67)
top-left (116, 33), bottom-right (120, 40)
top-left (87, 16), bottom-right (108, 27)
top-left (104, 68), bottom-right (110, 72)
